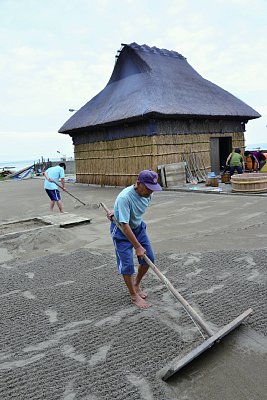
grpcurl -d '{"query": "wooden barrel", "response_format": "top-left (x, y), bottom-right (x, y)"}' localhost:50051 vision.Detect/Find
top-left (210, 177), bottom-right (219, 187)
top-left (231, 173), bottom-right (267, 193)
top-left (221, 173), bottom-right (231, 183)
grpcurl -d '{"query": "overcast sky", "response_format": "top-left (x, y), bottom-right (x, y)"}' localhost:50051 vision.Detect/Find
top-left (1, 0), bottom-right (267, 161)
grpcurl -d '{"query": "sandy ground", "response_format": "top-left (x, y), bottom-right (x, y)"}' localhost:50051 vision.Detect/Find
top-left (0, 178), bottom-right (266, 399)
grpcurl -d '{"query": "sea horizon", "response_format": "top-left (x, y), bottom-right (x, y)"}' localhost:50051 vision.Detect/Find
top-left (245, 142), bottom-right (267, 150)
top-left (0, 157), bottom-right (74, 172)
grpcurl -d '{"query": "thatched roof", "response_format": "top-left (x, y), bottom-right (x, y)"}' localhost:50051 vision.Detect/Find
top-left (59, 42), bottom-right (260, 134)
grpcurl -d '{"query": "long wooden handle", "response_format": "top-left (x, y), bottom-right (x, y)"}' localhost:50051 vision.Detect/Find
top-left (51, 179), bottom-right (86, 206)
top-left (99, 202), bottom-right (214, 337)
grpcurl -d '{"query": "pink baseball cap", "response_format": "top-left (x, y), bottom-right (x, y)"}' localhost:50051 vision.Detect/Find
top-left (137, 170), bottom-right (162, 191)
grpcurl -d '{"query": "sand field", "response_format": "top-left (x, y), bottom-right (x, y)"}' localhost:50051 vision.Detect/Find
top-left (0, 178), bottom-right (266, 399)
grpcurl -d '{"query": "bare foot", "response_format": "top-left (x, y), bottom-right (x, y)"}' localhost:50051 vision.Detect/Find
top-left (134, 284), bottom-right (147, 299)
top-left (131, 294), bottom-right (151, 309)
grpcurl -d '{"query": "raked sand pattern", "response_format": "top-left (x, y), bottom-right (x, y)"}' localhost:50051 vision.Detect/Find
top-left (0, 249), bottom-right (266, 399)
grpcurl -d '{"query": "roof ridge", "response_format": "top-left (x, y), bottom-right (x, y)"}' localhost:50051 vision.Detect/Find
top-left (128, 42), bottom-right (186, 60)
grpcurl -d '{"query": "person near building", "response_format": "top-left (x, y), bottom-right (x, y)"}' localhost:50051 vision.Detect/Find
top-left (44, 163), bottom-right (66, 213)
top-left (244, 150), bottom-right (266, 171)
top-left (106, 170), bottom-right (162, 309)
top-left (226, 148), bottom-right (245, 176)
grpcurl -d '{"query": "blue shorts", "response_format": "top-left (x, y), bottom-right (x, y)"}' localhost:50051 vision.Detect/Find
top-left (45, 189), bottom-right (61, 201)
top-left (110, 221), bottom-right (155, 275)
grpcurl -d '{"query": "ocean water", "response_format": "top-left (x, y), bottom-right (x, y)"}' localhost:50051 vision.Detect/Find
top-left (0, 160), bottom-right (36, 172)
top-left (0, 158), bottom-right (61, 172)
top-left (245, 142), bottom-right (267, 150)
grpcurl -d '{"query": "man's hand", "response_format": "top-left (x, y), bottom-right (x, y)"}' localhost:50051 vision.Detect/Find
top-left (119, 222), bottom-right (146, 258)
top-left (135, 245), bottom-right (146, 259)
top-left (107, 210), bottom-right (114, 221)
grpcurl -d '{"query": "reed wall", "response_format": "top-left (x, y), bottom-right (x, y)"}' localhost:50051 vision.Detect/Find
top-left (74, 131), bottom-right (244, 186)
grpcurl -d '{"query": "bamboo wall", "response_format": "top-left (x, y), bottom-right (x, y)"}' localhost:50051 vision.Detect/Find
top-left (74, 131), bottom-right (244, 186)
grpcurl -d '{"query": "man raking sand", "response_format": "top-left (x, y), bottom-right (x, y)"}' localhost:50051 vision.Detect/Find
top-left (106, 170), bottom-right (162, 309)
top-left (43, 162), bottom-right (66, 213)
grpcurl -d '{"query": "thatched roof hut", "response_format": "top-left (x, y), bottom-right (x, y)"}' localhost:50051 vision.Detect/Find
top-left (59, 43), bottom-right (260, 184)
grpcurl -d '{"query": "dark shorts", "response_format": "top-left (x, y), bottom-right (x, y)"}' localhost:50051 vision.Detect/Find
top-left (230, 166), bottom-right (243, 176)
top-left (45, 189), bottom-right (61, 201)
top-left (110, 221), bottom-right (154, 275)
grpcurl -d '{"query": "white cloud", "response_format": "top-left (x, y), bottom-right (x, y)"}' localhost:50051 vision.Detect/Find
top-left (1, 0), bottom-right (267, 160)
top-left (0, 131), bottom-right (74, 161)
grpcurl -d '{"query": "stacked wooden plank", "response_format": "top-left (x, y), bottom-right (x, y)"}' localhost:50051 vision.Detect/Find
top-left (158, 162), bottom-right (186, 187)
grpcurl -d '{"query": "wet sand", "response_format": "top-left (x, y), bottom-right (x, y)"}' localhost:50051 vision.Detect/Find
top-left (0, 178), bottom-right (266, 399)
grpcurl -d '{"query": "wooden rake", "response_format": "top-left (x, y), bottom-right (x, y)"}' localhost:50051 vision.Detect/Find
top-left (51, 179), bottom-right (100, 208)
top-left (100, 202), bottom-right (253, 380)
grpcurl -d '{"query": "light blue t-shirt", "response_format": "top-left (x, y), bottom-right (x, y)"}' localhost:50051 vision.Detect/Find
top-left (44, 166), bottom-right (65, 190)
top-left (114, 185), bottom-right (151, 229)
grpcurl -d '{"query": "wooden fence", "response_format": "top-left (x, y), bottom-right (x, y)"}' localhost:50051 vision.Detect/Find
top-left (74, 132), bottom-right (244, 186)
